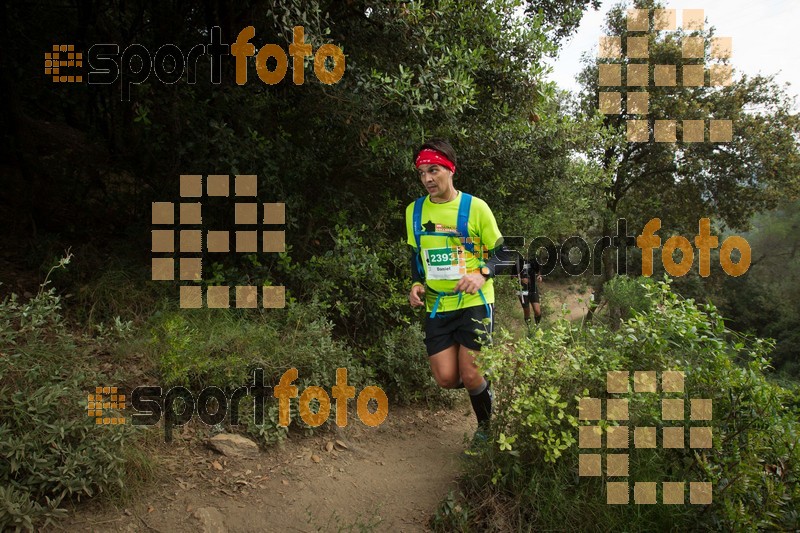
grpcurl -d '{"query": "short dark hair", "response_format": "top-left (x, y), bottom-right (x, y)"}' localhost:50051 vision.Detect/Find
top-left (414, 138), bottom-right (457, 170)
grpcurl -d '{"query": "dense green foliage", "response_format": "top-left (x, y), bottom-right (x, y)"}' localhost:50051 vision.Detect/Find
top-left (2, 0), bottom-right (607, 348)
top-left (433, 279), bottom-right (800, 531)
top-left (602, 272), bottom-right (655, 320)
top-left (367, 323), bottom-right (459, 406)
top-left (0, 259), bottom-right (149, 530)
top-left (0, 256), bottom-right (455, 528)
top-left (1, 1), bottom-right (605, 526)
top-left (147, 299), bottom-right (455, 445)
top-left (575, 0), bottom-right (800, 302)
top-left (2, 0), bottom-right (799, 530)
top-left (717, 201), bottom-right (800, 377)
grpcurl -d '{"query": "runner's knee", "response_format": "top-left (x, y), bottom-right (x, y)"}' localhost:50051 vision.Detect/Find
top-left (459, 367), bottom-right (483, 390)
top-left (434, 373), bottom-right (460, 388)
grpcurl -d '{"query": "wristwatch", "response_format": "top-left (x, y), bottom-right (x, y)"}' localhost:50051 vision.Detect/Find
top-left (479, 266), bottom-right (492, 279)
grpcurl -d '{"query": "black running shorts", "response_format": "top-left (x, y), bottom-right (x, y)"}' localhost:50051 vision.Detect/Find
top-left (518, 289), bottom-right (540, 307)
top-left (424, 304), bottom-right (494, 356)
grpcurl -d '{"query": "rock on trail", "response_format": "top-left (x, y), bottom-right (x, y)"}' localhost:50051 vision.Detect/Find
top-left (56, 403), bottom-right (475, 533)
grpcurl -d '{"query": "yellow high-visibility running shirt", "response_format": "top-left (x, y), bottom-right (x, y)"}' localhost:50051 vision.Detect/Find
top-left (405, 192), bottom-right (503, 313)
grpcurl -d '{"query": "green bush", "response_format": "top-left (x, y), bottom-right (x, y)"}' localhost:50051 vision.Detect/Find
top-left (286, 225), bottom-right (414, 346)
top-left (367, 323), bottom-right (459, 407)
top-left (0, 259), bottom-right (138, 530)
top-left (603, 274), bottom-right (656, 322)
top-left (147, 299), bottom-right (375, 445)
top-left (434, 279), bottom-right (800, 531)
top-left (32, 243), bottom-right (166, 326)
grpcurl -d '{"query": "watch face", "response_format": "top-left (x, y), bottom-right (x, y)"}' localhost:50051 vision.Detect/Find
top-left (481, 267), bottom-right (490, 276)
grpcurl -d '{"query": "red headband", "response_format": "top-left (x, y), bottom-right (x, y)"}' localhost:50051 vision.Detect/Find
top-left (415, 148), bottom-right (456, 174)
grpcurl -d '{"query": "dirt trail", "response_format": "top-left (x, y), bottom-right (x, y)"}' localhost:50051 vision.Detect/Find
top-left (55, 284), bottom-right (590, 533)
top-left (544, 282), bottom-right (592, 323)
top-left (56, 403), bottom-right (475, 533)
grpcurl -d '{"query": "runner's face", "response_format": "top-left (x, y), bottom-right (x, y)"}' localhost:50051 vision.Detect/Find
top-left (417, 164), bottom-right (454, 200)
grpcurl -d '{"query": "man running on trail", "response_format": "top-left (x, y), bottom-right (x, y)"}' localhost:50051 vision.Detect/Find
top-left (405, 139), bottom-right (513, 441)
top-left (517, 255), bottom-right (543, 326)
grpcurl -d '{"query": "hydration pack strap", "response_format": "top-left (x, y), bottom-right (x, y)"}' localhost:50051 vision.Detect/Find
top-left (412, 193), bottom-right (476, 279)
top-left (427, 286), bottom-right (491, 319)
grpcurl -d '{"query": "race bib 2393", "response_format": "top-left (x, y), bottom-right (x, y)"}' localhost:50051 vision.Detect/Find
top-left (424, 246), bottom-right (466, 280)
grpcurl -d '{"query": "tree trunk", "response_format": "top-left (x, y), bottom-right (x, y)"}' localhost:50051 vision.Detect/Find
top-left (586, 211), bottom-right (620, 324)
